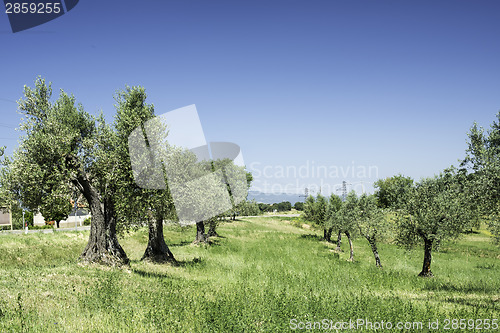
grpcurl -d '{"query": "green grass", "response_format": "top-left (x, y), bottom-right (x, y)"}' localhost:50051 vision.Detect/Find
top-left (0, 217), bottom-right (498, 332)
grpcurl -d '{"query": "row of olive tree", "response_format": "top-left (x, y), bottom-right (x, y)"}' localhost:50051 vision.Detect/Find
top-left (0, 78), bottom-right (250, 265)
top-left (371, 112), bottom-right (500, 277)
top-left (0, 79), bottom-right (168, 265)
top-left (303, 192), bottom-right (386, 267)
top-left (302, 113), bottom-right (500, 277)
top-left (303, 165), bottom-right (480, 276)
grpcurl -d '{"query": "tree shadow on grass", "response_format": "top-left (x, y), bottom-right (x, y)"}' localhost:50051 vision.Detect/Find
top-left (131, 264), bottom-right (180, 280)
top-left (207, 237), bottom-right (224, 246)
top-left (169, 240), bottom-right (192, 247)
top-left (131, 257), bottom-right (206, 278)
top-left (192, 237), bottom-right (224, 247)
top-left (131, 268), bottom-right (176, 279)
top-left (299, 234), bottom-right (322, 241)
top-left (423, 282), bottom-right (499, 294)
top-left (443, 296), bottom-right (498, 310)
top-left (176, 257), bottom-right (206, 268)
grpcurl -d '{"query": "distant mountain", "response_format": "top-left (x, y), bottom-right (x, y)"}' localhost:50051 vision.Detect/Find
top-left (247, 191), bottom-right (304, 205)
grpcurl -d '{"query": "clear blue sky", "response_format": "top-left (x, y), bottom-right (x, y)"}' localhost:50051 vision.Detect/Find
top-left (1, 0), bottom-right (500, 195)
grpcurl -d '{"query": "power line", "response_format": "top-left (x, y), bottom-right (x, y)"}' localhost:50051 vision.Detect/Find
top-left (336, 180), bottom-right (352, 201)
top-left (0, 98), bottom-right (16, 104)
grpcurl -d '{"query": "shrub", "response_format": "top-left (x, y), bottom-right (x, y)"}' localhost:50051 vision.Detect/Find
top-left (294, 202), bottom-right (304, 211)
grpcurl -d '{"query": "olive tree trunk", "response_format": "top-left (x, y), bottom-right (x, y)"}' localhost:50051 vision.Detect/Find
top-left (195, 221), bottom-right (208, 243)
top-left (335, 230), bottom-right (342, 251)
top-left (323, 227), bottom-right (333, 242)
top-left (74, 175), bottom-right (129, 266)
top-left (418, 237), bottom-right (433, 277)
top-left (141, 214), bottom-right (176, 263)
top-left (207, 219), bottom-right (219, 237)
top-left (366, 236), bottom-right (382, 267)
top-left (345, 230), bottom-right (354, 262)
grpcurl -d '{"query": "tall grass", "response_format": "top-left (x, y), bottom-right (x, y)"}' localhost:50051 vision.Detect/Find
top-left (0, 217), bottom-right (498, 332)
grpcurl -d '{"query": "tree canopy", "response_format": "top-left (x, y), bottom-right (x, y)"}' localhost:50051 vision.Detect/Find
top-left (462, 112), bottom-right (500, 243)
top-left (373, 174), bottom-right (413, 210)
top-left (397, 169), bottom-right (472, 276)
top-left (7, 77), bottom-right (128, 265)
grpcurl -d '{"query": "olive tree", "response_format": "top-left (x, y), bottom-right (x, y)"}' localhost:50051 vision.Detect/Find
top-left (462, 112), bottom-right (500, 243)
top-left (373, 174), bottom-right (413, 210)
top-left (356, 193), bottom-right (387, 267)
top-left (113, 86), bottom-right (177, 263)
top-left (206, 159), bottom-right (250, 237)
top-left (302, 194), bottom-right (330, 240)
top-left (398, 169), bottom-right (471, 277)
top-left (303, 195), bottom-right (315, 221)
top-left (0, 147), bottom-right (11, 208)
top-left (39, 189), bottom-right (73, 228)
top-left (315, 194), bottom-right (329, 240)
top-left (335, 191), bottom-right (359, 261)
top-left (162, 147), bottom-right (231, 244)
top-left (326, 194), bottom-right (343, 249)
top-left (8, 78), bottom-right (128, 265)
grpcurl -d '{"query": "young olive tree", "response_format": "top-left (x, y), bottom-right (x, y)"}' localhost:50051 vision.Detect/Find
top-left (374, 175), bottom-right (414, 210)
top-left (162, 147), bottom-right (231, 244)
top-left (356, 193), bottom-right (386, 267)
top-left (398, 169), bottom-right (471, 277)
top-left (302, 195), bottom-right (315, 221)
top-left (314, 194), bottom-right (329, 240)
top-left (336, 191), bottom-right (359, 261)
top-left (302, 194), bottom-right (330, 240)
top-left (326, 194), bottom-right (343, 248)
top-left (206, 159), bottom-right (249, 237)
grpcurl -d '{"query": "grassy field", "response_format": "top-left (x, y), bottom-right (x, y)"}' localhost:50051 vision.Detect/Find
top-left (0, 217), bottom-right (498, 332)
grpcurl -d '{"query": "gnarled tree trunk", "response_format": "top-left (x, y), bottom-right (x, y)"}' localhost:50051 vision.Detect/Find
top-left (207, 219), bottom-right (219, 237)
top-left (141, 214), bottom-right (176, 263)
top-left (418, 236), bottom-right (433, 277)
top-left (195, 221), bottom-right (208, 243)
top-left (345, 230), bottom-right (354, 261)
top-left (74, 175), bottom-right (129, 266)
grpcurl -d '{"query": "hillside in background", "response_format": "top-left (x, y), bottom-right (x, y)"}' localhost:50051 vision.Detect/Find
top-left (247, 190), bottom-right (304, 205)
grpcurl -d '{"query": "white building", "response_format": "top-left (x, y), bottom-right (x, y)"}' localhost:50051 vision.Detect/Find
top-left (34, 207), bottom-right (91, 228)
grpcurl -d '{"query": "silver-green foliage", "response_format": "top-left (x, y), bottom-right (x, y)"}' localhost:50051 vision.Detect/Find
top-left (357, 193), bottom-right (387, 243)
top-left (397, 170), bottom-right (471, 249)
top-left (337, 191), bottom-right (359, 235)
top-left (463, 112), bottom-right (500, 244)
